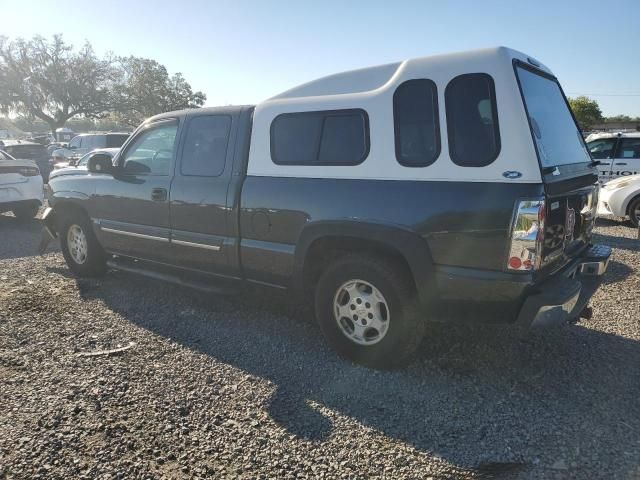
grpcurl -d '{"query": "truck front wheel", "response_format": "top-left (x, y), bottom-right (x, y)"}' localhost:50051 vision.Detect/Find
top-left (60, 213), bottom-right (106, 277)
top-left (314, 254), bottom-right (425, 368)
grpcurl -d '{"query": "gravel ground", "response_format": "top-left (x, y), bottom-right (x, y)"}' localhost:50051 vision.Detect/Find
top-left (0, 212), bottom-right (639, 479)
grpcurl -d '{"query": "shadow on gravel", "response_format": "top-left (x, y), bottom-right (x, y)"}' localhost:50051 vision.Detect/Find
top-left (74, 270), bottom-right (640, 478)
top-left (0, 212), bottom-right (57, 260)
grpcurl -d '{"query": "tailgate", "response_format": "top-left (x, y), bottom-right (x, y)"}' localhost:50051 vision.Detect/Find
top-left (539, 174), bottom-right (599, 275)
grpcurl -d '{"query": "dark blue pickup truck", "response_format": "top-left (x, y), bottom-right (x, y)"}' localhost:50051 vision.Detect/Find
top-left (41, 47), bottom-right (610, 367)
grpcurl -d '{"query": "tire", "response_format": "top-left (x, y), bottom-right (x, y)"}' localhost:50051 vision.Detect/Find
top-left (314, 254), bottom-right (426, 368)
top-left (628, 197), bottom-right (640, 228)
top-left (59, 212), bottom-right (107, 277)
top-left (12, 204), bottom-right (40, 220)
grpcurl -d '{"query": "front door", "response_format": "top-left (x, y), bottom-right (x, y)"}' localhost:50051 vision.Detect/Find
top-left (611, 137), bottom-right (640, 179)
top-left (92, 119), bottom-right (179, 264)
top-left (588, 137), bottom-right (618, 183)
top-left (169, 113), bottom-right (237, 277)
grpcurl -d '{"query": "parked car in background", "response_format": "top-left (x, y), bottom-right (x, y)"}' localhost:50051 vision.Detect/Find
top-left (598, 174), bottom-right (640, 227)
top-left (42, 47), bottom-right (610, 367)
top-left (0, 149), bottom-right (43, 219)
top-left (64, 133), bottom-right (129, 160)
top-left (0, 140), bottom-right (52, 182)
top-left (585, 132), bottom-right (640, 183)
top-left (49, 148), bottom-right (120, 179)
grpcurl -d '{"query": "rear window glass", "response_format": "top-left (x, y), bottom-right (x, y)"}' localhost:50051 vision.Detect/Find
top-left (445, 73), bottom-right (500, 167)
top-left (516, 65), bottom-right (591, 167)
top-left (181, 115), bottom-right (231, 176)
top-left (393, 79), bottom-right (440, 167)
top-left (271, 109), bottom-right (369, 165)
top-left (3, 145), bottom-right (47, 159)
top-left (617, 138), bottom-right (640, 159)
top-left (106, 134), bottom-right (129, 148)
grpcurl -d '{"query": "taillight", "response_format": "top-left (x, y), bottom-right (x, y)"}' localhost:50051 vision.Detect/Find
top-left (507, 198), bottom-right (545, 272)
top-left (18, 166), bottom-right (40, 177)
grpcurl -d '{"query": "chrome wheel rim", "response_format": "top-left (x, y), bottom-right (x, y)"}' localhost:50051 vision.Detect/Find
top-left (333, 279), bottom-right (390, 346)
top-left (67, 224), bottom-right (88, 265)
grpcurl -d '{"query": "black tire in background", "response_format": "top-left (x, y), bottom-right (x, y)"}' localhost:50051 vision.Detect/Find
top-left (59, 212), bottom-right (107, 277)
top-left (314, 254), bottom-right (426, 368)
top-left (628, 196), bottom-right (640, 228)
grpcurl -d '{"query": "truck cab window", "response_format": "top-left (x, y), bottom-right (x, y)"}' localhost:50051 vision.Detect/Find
top-left (121, 123), bottom-right (178, 176)
top-left (445, 73), bottom-right (500, 167)
top-left (616, 138), bottom-right (640, 159)
top-left (181, 115), bottom-right (231, 176)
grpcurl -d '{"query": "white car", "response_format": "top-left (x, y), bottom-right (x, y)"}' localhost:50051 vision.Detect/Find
top-left (0, 149), bottom-right (44, 219)
top-left (585, 132), bottom-right (640, 183)
top-left (598, 174), bottom-right (640, 227)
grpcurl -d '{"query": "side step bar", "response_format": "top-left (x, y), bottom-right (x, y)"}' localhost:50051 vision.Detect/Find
top-left (106, 258), bottom-right (239, 296)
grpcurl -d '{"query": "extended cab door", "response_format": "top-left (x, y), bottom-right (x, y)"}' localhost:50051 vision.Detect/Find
top-left (92, 119), bottom-right (179, 263)
top-left (169, 112), bottom-right (237, 277)
top-left (611, 137), bottom-right (640, 179)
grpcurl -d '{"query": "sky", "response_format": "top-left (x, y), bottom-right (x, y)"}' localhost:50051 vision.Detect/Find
top-left (2, 0), bottom-right (640, 117)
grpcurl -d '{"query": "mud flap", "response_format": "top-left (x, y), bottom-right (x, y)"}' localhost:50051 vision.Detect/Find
top-left (38, 207), bottom-right (58, 255)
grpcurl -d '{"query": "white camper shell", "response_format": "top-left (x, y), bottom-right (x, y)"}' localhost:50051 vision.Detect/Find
top-left (248, 47), bottom-right (592, 185)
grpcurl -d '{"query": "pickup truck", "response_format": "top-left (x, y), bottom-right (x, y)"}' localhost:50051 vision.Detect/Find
top-left (42, 47), bottom-right (611, 367)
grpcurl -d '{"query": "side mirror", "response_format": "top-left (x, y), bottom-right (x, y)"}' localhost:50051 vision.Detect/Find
top-left (87, 153), bottom-right (114, 174)
top-left (69, 145), bottom-right (77, 150)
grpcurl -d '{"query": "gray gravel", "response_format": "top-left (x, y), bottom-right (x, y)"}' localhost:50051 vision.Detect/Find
top-left (0, 212), bottom-right (639, 479)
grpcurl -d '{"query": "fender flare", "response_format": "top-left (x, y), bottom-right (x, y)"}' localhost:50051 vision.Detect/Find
top-left (293, 220), bottom-right (435, 306)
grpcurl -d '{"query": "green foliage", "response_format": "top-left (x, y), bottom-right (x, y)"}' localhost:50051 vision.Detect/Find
top-left (0, 35), bottom-right (118, 136)
top-left (567, 96), bottom-right (603, 130)
top-left (112, 57), bottom-right (206, 127)
top-left (0, 35), bottom-right (206, 134)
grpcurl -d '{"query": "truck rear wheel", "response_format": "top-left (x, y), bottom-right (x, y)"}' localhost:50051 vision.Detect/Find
top-left (314, 254), bottom-right (425, 368)
top-left (60, 213), bottom-right (107, 277)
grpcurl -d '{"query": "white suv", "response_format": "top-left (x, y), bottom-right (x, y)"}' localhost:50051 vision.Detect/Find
top-left (0, 149), bottom-right (43, 219)
top-left (585, 132), bottom-right (640, 183)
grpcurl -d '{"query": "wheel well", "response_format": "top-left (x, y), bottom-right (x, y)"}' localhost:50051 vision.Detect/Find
top-left (53, 201), bottom-right (90, 230)
top-left (302, 236), bottom-right (416, 295)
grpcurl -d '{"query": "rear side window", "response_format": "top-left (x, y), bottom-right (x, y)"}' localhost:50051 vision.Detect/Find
top-left (393, 79), bottom-right (440, 167)
top-left (616, 138), bottom-right (640, 159)
top-left (445, 73), bottom-right (500, 167)
top-left (180, 115), bottom-right (231, 176)
top-left (106, 134), bottom-right (129, 148)
top-left (271, 109), bottom-right (369, 165)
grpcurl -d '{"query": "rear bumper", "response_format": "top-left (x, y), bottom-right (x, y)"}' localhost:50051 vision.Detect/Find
top-left (432, 244), bottom-right (611, 327)
top-left (515, 244), bottom-right (611, 330)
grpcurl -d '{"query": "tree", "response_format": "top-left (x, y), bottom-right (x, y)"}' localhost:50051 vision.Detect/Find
top-left (567, 96), bottom-right (603, 130)
top-left (0, 35), bottom-right (118, 137)
top-left (113, 57), bottom-right (206, 127)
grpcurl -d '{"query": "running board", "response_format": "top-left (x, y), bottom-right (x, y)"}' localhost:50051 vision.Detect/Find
top-left (106, 258), bottom-right (239, 295)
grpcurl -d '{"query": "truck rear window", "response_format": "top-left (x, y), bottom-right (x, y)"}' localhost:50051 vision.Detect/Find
top-left (516, 65), bottom-right (591, 168)
top-left (3, 145), bottom-right (47, 159)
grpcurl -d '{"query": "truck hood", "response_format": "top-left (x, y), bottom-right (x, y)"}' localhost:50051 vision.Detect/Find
top-left (0, 159), bottom-right (39, 169)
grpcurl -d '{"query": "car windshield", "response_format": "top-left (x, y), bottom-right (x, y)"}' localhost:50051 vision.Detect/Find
top-left (516, 65), bottom-right (591, 168)
top-left (77, 152), bottom-right (92, 166)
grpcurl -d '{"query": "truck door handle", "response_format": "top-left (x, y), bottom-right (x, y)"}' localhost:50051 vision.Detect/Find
top-left (615, 162), bottom-right (627, 166)
top-left (151, 188), bottom-right (167, 201)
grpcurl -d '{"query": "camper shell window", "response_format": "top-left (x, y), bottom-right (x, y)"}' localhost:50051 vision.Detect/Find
top-left (271, 109), bottom-right (369, 166)
top-left (445, 73), bottom-right (501, 167)
top-left (515, 63), bottom-right (591, 168)
top-left (393, 79), bottom-right (440, 167)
